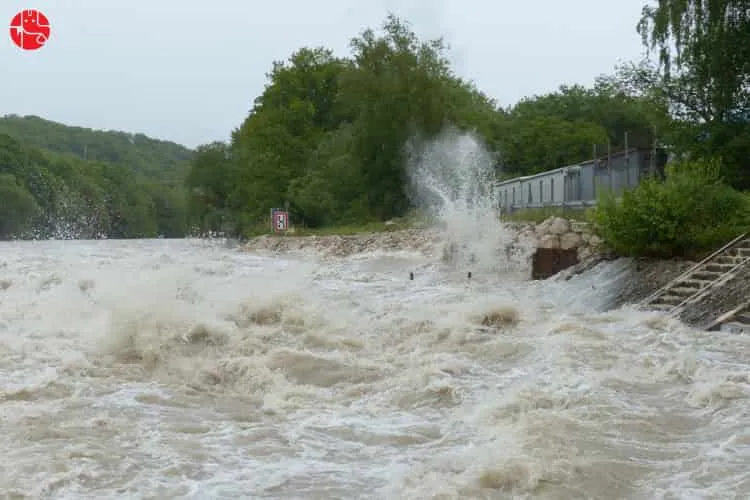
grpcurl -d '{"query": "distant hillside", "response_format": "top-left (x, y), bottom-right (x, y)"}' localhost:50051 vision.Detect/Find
top-left (0, 114), bottom-right (193, 182)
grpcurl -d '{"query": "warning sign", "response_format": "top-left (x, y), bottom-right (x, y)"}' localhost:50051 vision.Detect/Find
top-left (271, 209), bottom-right (289, 232)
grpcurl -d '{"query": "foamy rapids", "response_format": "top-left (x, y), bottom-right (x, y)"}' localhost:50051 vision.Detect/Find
top-left (1, 237), bottom-right (749, 499)
top-left (2, 130), bottom-right (750, 499)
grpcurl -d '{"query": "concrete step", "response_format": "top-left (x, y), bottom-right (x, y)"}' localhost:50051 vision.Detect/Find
top-left (653, 294), bottom-right (688, 306)
top-left (681, 278), bottom-right (715, 288)
top-left (726, 247), bottom-right (750, 258)
top-left (735, 313), bottom-right (750, 324)
top-left (667, 286), bottom-right (701, 297)
top-left (714, 255), bottom-right (746, 266)
top-left (704, 262), bottom-right (737, 273)
top-left (690, 270), bottom-right (724, 281)
top-left (648, 303), bottom-right (673, 312)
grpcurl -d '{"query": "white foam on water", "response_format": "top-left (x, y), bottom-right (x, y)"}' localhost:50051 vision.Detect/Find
top-left (405, 128), bottom-right (534, 276)
top-left (1, 238), bottom-right (750, 499)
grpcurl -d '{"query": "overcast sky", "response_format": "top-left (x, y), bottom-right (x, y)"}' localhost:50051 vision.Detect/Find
top-left (2, 0), bottom-right (650, 149)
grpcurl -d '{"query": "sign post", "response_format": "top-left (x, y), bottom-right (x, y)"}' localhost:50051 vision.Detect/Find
top-left (270, 208), bottom-right (289, 233)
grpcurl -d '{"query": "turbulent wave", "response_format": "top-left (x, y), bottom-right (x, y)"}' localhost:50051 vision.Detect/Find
top-left (1, 239), bottom-right (749, 499)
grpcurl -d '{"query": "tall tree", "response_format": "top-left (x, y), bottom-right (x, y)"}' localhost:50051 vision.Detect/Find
top-left (637, 0), bottom-right (750, 188)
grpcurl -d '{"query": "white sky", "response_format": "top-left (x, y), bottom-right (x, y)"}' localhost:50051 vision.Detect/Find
top-left (1, 0), bottom-right (651, 148)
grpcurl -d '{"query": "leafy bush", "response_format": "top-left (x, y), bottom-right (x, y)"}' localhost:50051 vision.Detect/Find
top-left (590, 158), bottom-right (750, 258)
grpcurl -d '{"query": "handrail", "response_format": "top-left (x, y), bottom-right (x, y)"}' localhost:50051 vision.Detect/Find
top-left (704, 299), bottom-right (750, 331)
top-left (639, 232), bottom-right (748, 307)
top-left (669, 255), bottom-right (750, 315)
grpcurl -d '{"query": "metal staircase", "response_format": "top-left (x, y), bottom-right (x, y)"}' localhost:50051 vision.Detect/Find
top-left (639, 233), bottom-right (750, 316)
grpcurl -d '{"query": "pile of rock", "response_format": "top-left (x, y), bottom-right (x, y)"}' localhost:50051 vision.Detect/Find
top-left (534, 216), bottom-right (602, 261)
top-left (514, 216), bottom-right (602, 262)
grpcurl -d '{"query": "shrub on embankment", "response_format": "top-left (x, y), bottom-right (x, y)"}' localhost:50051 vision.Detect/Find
top-left (590, 159), bottom-right (750, 258)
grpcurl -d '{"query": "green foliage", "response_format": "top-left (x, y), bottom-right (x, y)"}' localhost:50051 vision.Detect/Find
top-left (496, 81), bottom-right (663, 175)
top-left (0, 173), bottom-right (40, 236)
top-left (590, 159), bottom-right (750, 257)
top-left (637, 1), bottom-right (750, 189)
top-left (0, 114), bottom-right (193, 183)
top-left (0, 133), bottom-right (188, 239)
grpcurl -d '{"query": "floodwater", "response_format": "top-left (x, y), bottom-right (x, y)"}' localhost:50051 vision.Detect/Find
top-left (1, 238), bottom-right (749, 499)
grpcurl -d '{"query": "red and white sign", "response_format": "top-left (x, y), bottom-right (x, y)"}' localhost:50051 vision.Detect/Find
top-left (272, 210), bottom-right (289, 232)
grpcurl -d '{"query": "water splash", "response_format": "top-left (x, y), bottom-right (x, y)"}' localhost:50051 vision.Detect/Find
top-left (406, 128), bottom-right (531, 274)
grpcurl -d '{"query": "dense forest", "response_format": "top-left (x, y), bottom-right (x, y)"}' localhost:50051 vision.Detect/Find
top-left (0, 118), bottom-right (192, 239)
top-left (2, 1), bottom-right (748, 246)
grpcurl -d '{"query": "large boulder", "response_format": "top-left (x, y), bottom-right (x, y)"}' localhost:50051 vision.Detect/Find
top-left (547, 217), bottom-right (570, 235)
top-left (560, 231), bottom-right (583, 250)
top-left (538, 234), bottom-right (560, 249)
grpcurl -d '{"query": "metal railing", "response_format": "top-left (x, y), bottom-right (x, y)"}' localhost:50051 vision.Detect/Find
top-left (638, 233), bottom-right (748, 309)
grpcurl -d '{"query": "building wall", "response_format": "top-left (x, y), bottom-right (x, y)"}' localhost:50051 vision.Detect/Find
top-left (495, 149), bottom-right (662, 212)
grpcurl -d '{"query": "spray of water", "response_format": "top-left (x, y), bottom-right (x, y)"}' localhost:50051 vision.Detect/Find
top-left (406, 128), bottom-right (532, 274)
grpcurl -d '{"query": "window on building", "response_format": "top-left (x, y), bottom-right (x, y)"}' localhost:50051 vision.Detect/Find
top-left (550, 178), bottom-right (555, 202)
top-left (539, 181), bottom-right (543, 202)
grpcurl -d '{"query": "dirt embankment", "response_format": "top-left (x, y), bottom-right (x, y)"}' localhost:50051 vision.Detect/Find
top-left (243, 229), bottom-right (444, 257)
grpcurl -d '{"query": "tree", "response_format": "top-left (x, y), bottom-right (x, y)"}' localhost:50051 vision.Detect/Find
top-left (637, 0), bottom-right (750, 188)
top-left (496, 81), bottom-right (662, 175)
top-left (228, 47), bottom-right (350, 232)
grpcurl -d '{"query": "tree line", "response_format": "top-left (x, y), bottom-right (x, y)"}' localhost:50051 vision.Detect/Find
top-left (2, 1), bottom-right (748, 251)
top-left (0, 124), bottom-right (190, 239)
top-left (0, 115), bottom-right (192, 183)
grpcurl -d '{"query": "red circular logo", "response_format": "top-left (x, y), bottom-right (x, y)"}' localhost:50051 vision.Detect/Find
top-left (9, 9), bottom-right (51, 51)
